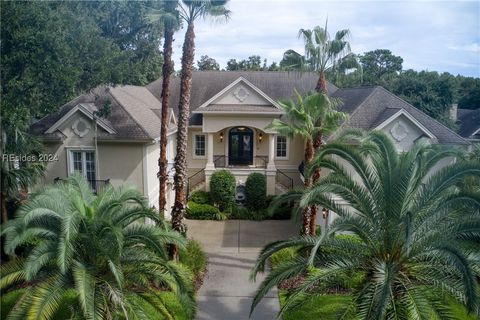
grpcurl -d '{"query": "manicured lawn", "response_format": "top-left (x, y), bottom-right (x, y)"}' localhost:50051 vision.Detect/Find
top-left (279, 291), bottom-right (477, 320)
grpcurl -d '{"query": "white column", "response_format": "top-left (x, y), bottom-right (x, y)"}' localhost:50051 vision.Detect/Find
top-left (206, 133), bottom-right (215, 170)
top-left (267, 134), bottom-right (276, 170)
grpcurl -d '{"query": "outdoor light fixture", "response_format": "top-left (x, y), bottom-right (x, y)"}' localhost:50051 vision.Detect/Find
top-left (322, 207), bottom-right (328, 219)
top-left (258, 132), bottom-right (263, 143)
top-left (219, 132), bottom-right (224, 142)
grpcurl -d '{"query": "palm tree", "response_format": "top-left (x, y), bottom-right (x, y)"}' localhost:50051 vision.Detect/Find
top-left (251, 131), bottom-right (480, 319)
top-left (151, 1), bottom-right (180, 219)
top-left (170, 0), bottom-right (230, 244)
top-left (282, 21), bottom-right (357, 94)
top-left (266, 91), bottom-right (345, 235)
top-left (1, 127), bottom-right (44, 223)
top-left (1, 174), bottom-right (194, 320)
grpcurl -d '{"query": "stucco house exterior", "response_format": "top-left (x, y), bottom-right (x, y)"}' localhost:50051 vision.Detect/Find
top-left (31, 71), bottom-right (470, 219)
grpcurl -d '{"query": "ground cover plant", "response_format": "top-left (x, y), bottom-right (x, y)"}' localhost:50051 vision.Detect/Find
top-left (251, 131), bottom-right (480, 319)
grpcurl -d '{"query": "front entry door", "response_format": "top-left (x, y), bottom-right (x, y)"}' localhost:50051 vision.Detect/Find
top-left (229, 127), bottom-right (253, 165)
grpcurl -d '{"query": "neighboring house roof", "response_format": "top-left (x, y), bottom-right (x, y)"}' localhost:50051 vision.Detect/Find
top-left (457, 108), bottom-right (480, 139)
top-left (31, 86), bottom-right (175, 141)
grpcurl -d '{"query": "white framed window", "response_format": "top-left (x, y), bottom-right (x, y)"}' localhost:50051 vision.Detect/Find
top-left (275, 135), bottom-right (289, 159)
top-left (68, 150), bottom-right (96, 189)
top-left (193, 134), bottom-right (206, 159)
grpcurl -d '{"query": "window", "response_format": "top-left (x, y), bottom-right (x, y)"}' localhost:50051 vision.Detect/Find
top-left (276, 135), bottom-right (288, 159)
top-left (194, 134), bottom-right (206, 157)
top-left (69, 150), bottom-right (96, 190)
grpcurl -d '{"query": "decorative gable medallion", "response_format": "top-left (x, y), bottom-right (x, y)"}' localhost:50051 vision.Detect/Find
top-left (72, 119), bottom-right (90, 138)
top-left (233, 85), bottom-right (250, 102)
top-left (390, 121), bottom-right (409, 142)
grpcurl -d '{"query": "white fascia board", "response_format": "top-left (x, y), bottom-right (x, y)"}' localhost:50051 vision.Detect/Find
top-left (374, 109), bottom-right (436, 139)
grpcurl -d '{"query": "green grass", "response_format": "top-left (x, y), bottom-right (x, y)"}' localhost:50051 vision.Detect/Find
top-left (278, 291), bottom-right (478, 320)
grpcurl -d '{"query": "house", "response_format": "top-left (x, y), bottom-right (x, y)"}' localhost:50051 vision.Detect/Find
top-left (456, 107), bottom-right (480, 144)
top-left (31, 71), bottom-right (470, 218)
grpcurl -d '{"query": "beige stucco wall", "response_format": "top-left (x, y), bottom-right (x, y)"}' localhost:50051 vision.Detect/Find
top-left (380, 115), bottom-right (430, 151)
top-left (37, 112), bottom-right (146, 196)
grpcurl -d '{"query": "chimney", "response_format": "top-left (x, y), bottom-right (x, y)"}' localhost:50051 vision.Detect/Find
top-left (450, 103), bottom-right (458, 122)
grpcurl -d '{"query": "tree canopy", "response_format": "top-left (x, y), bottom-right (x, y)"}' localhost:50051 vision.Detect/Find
top-left (197, 55), bottom-right (220, 70)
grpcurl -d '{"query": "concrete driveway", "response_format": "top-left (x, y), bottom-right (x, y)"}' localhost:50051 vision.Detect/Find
top-left (185, 219), bottom-right (297, 320)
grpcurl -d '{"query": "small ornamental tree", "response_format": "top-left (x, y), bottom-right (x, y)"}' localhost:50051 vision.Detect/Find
top-left (210, 170), bottom-right (236, 211)
top-left (245, 172), bottom-right (267, 211)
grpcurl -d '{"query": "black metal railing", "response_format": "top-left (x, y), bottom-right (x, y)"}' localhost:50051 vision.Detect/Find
top-left (187, 168), bottom-right (205, 199)
top-left (213, 155), bottom-right (269, 168)
top-left (254, 155), bottom-right (268, 168)
top-left (276, 169), bottom-right (293, 190)
top-left (214, 155), bottom-right (227, 168)
top-left (54, 177), bottom-right (110, 194)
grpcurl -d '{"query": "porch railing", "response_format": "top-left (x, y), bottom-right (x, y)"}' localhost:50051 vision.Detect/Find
top-left (53, 177), bottom-right (110, 194)
top-left (213, 155), bottom-right (269, 168)
top-left (276, 169), bottom-right (293, 190)
top-left (187, 168), bottom-right (205, 199)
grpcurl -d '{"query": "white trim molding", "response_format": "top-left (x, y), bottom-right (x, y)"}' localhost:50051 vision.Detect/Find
top-left (45, 103), bottom-right (116, 135)
top-left (194, 77), bottom-right (282, 112)
top-left (374, 109), bottom-right (436, 140)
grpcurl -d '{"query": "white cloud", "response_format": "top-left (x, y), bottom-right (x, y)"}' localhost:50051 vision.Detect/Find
top-left (171, 0), bottom-right (480, 77)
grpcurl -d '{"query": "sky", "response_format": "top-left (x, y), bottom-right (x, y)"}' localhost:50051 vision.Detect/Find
top-left (171, 0), bottom-right (480, 77)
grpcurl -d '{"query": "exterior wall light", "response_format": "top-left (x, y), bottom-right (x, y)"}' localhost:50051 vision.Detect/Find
top-left (322, 207), bottom-right (329, 219)
top-left (258, 132), bottom-right (263, 143)
top-left (219, 131), bottom-right (224, 142)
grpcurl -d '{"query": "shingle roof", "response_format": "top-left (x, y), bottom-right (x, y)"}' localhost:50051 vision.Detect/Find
top-left (146, 71), bottom-right (338, 115)
top-left (31, 86), bottom-right (169, 141)
top-left (457, 108), bottom-right (480, 138)
top-left (195, 104), bottom-right (283, 114)
top-left (335, 86), bottom-right (468, 145)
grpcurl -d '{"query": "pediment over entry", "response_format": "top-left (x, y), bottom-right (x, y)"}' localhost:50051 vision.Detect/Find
top-left (193, 77), bottom-right (283, 115)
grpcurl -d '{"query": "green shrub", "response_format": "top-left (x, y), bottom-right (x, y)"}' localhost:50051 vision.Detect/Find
top-left (190, 191), bottom-right (212, 205)
top-left (210, 170), bottom-right (236, 211)
top-left (230, 205), bottom-right (252, 219)
top-left (245, 172), bottom-right (267, 211)
top-left (186, 201), bottom-right (220, 220)
top-left (179, 240), bottom-right (207, 277)
top-left (271, 205), bottom-right (292, 220)
top-left (269, 247), bottom-right (299, 269)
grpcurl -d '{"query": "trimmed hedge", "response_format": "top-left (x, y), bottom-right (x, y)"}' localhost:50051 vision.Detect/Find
top-left (190, 191), bottom-right (212, 205)
top-left (186, 201), bottom-right (220, 220)
top-left (210, 170), bottom-right (236, 211)
top-left (245, 172), bottom-right (267, 211)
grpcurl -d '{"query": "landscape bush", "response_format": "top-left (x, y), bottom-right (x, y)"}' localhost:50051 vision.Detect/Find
top-left (179, 239), bottom-right (208, 290)
top-left (245, 172), bottom-right (267, 211)
top-left (190, 190), bottom-right (212, 205)
top-left (186, 201), bottom-right (221, 220)
top-left (210, 170), bottom-right (236, 211)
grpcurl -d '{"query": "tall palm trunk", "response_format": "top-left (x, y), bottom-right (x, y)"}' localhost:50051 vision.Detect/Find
top-left (171, 22), bottom-right (195, 257)
top-left (1, 191), bottom-right (7, 224)
top-left (158, 24), bottom-right (174, 218)
top-left (310, 71), bottom-right (328, 235)
top-left (302, 139), bottom-right (314, 235)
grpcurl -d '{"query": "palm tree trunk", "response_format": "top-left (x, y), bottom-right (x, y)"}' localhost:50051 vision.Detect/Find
top-left (158, 23), bottom-right (174, 219)
top-left (302, 139), bottom-right (314, 235)
top-left (171, 22), bottom-right (195, 257)
top-left (315, 71), bottom-right (328, 93)
top-left (309, 71), bottom-right (328, 235)
top-left (309, 133), bottom-right (324, 235)
top-left (1, 192), bottom-right (7, 224)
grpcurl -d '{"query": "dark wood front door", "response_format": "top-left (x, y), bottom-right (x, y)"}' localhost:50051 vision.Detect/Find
top-left (229, 127), bottom-right (253, 165)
